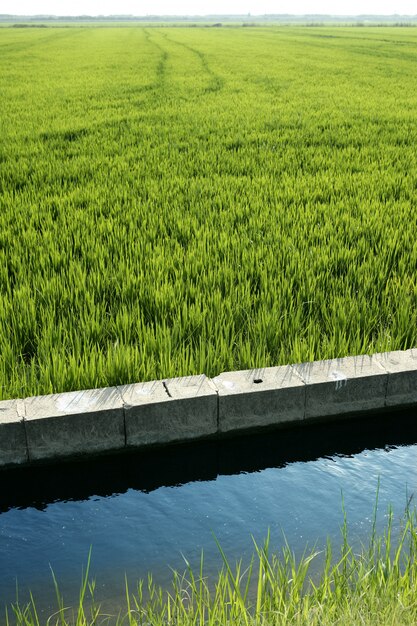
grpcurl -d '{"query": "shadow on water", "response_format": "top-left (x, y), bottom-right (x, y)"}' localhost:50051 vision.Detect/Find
top-left (1, 408), bottom-right (417, 618)
top-left (2, 407), bottom-right (417, 512)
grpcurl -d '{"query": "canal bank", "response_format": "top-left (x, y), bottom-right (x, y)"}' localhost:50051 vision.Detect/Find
top-left (1, 348), bottom-right (416, 468)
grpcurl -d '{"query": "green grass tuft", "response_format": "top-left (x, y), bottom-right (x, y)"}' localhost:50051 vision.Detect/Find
top-left (6, 508), bottom-right (417, 625)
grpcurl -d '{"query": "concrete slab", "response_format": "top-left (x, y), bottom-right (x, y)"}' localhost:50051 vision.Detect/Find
top-left (375, 349), bottom-right (417, 406)
top-left (119, 374), bottom-right (218, 447)
top-left (0, 347), bottom-right (415, 470)
top-left (0, 399), bottom-right (27, 467)
top-left (293, 354), bottom-right (387, 419)
top-left (24, 387), bottom-right (124, 461)
top-left (213, 366), bottom-right (305, 434)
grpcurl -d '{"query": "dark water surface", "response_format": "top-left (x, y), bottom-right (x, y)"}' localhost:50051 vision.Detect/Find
top-left (1, 410), bottom-right (417, 617)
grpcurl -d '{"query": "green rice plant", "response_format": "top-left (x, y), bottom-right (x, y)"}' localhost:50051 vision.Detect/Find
top-left (1, 26), bottom-right (417, 398)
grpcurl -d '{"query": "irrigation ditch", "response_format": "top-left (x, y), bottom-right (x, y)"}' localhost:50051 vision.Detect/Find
top-left (1, 348), bottom-right (416, 469)
top-left (1, 348), bottom-right (417, 620)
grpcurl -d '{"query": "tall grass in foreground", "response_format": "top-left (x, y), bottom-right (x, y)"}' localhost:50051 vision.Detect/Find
top-left (6, 509), bottom-right (417, 626)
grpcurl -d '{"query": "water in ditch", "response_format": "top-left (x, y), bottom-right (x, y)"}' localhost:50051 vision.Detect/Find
top-left (1, 409), bottom-right (417, 619)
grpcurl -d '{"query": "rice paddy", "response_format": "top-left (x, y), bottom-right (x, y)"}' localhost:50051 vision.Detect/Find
top-left (1, 25), bottom-right (417, 399)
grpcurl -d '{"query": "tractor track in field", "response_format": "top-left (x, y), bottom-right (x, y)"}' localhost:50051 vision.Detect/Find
top-left (156, 29), bottom-right (224, 95)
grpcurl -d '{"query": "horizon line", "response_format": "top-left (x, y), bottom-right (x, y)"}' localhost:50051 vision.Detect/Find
top-left (2, 12), bottom-right (417, 18)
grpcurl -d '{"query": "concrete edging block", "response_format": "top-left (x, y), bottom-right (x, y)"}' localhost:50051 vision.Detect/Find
top-left (24, 387), bottom-right (125, 461)
top-left (0, 399), bottom-right (27, 466)
top-left (1, 348), bottom-right (417, 469)
top-left (375, 349), bottom-right (417, 406)
top-left (293, 354), bottom-right (388, 420)
top-left (213, 365), bottom-right (306, 434)
top-left (119, 374), bottom-right (218, 447)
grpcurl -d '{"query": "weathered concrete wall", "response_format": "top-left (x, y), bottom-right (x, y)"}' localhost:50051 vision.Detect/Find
top-left (24, 387), bottom-right (125, 461)
top-left (0, 399), bottom-right (27, 465)
top-left (293, 354), bottom-right (387, 420)
top-left (375, 350), bottom-right (417, 406)
top-left (1, 349), bottom-right (416, 468)
top-left (119, 375), bottom-right (218, 447)
top-left (213, 365), bottom-right (305, 433)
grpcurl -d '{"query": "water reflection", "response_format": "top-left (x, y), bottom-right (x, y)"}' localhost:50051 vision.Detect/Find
top-left (1, 409), bottom-right (417, 617)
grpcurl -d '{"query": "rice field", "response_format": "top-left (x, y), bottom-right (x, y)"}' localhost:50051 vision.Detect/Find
top-left (1, 25), bottom-right (417, 400)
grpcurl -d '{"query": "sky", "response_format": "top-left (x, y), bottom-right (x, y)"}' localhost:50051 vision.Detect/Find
top-left (2, 0), bottom-right (417, 16)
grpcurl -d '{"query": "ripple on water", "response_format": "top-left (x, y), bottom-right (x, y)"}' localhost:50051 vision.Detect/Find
top-left (1, 436), bottom-right (417, 616)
